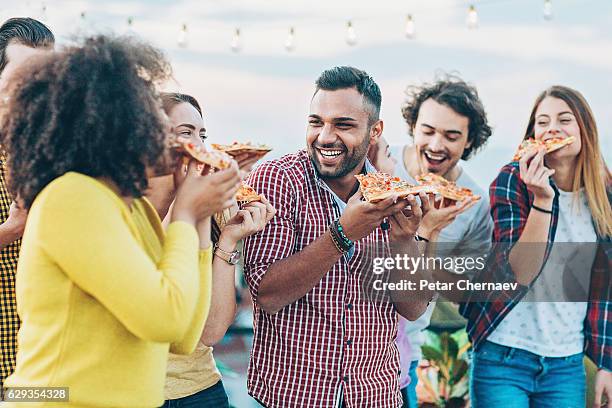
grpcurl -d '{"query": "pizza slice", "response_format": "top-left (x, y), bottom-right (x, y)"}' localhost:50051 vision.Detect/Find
top-left (512, 136), bottom-right (575, 161)
top-left (543, 136), bottom-right (575, 155)
top-left (211, 141), bottom-right (273, 158)
top-left (236, 183), bottom-right (261, 203)
top-left (415, 172), bottom-right (480, 207)
top-left (355, 173), bottom-right (426, 203)
top-left (415, 172), bottom-right (450, 187)
top-left (182, 141), bottom-right (234, 169)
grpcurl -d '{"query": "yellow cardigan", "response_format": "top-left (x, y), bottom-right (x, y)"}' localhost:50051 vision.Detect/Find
top-left (4, 172), bottom-right (212, 407)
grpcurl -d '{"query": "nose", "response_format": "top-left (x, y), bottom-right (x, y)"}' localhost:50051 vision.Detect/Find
top-left (428, 134), bottom-right (445, 151)
top-left (317, 123), bottom-right (336, 146)
top-left (546, 121), bottom-right (562, 136)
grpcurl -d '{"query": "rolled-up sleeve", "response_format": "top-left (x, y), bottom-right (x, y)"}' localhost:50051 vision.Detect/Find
top-left (243, 162), bottom-right (296, 303)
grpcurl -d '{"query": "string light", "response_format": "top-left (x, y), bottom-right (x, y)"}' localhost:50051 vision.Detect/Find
top-left (285, 27), bottom-right (295, 52)
top-left (231, 28), bottom-right (242, 53)
top-left (543, 0), bottom-right (553, 20)
top-left (78, 11), bottom-right (87, 33)
top-left (40, 2), bottom-right (47, 21)
top-left (177, 23), bottom-right (188, 48)
top-left (405, 14), bottom-right (416, 39)
top-left (345, 20), bottom-right (357, 46)
top-left (467, 4), bottom-right (479, 29)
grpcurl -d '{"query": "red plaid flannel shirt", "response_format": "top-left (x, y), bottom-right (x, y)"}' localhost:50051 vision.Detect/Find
top-left (243, 150), bottom-right (402, 408)
top-left (460, 162), bottom-right (611, 369)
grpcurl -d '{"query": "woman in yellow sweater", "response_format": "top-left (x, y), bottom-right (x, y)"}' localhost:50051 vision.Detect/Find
top-left (0, 36), bottom-right (241, 407)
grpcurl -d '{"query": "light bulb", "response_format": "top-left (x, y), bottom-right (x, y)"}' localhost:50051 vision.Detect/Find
top-left (40, 2), bottom-right (47, 20)
top-left (543, 0), bottom-right (553, 20)
top-left (231, 28), bottom-right (242, 53)
top-left (405, 14), bottom-right (416, 39)
top-left (285, 27), bottom-right (295, 52)
top-left (467, 5), bottom-right (478, 29)
top-left (346, 20), bottom-right (357, 46)
top-left (177, 23), bottom-right (188, 48)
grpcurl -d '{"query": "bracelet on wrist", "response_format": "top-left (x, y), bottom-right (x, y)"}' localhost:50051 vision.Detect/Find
top-left (531, 204), bottom-right (553, 214)
top-left (328, 229), bottom-right (344, 254)
top-left (414, 234), bottom-right (430, 242)
top-left (329, 219), bottom-right (354, 253)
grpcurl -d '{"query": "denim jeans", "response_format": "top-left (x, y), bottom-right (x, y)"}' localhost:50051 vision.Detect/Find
top-left (400, 360), bottom-right (419, 408)
top-left (161, 380), bottom-right (230, 408)
top-left (471, 341), bottom-right (585, 408)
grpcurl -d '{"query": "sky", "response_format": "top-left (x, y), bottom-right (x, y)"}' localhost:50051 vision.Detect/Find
top-left (1, 0), bottom-right (610, 190)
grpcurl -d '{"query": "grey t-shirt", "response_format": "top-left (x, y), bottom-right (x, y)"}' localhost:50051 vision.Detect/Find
top-left (389, 145), bottom-right (493, 361)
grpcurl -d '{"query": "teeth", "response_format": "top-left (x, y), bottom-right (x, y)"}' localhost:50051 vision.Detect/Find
top-left (320, 149), bottom-right (343, 157)
top-left (425, 151), bottom-right (445, 161)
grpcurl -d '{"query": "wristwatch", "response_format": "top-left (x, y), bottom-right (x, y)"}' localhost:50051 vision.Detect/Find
top-left (213, 243), bottom-right (241, 265)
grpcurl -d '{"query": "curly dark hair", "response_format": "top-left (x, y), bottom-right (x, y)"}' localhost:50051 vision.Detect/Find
top-left (0, 35), bottom-right (172, 209)
top-left (401, 74), bottom-right (492, 160)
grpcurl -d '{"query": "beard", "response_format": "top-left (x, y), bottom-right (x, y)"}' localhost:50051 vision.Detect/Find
top-left (309, 132), bottom-right (371, 179)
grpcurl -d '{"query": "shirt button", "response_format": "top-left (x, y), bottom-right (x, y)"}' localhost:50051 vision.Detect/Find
top-left (346, 339), bottom-right (352, 346)
top-left (343, 375), bottom-right (349, 382)
top-left (346, 303), bottom-right (353, 310)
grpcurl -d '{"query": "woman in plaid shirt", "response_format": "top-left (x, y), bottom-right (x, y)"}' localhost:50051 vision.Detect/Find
top-left (462, 86), bottom-right (611, 407)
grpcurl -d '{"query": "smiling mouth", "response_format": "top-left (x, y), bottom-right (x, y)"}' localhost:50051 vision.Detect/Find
top-left (315, 146), bottom-right (346, 163)
top-left (423, 150), bottom-right (447, 166)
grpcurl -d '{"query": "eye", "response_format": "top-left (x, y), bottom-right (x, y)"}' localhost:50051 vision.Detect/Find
top-left (180, 130), bottom-right (192, 136)
top-left (199, 132), bottom-right (208, 141)
top-left (560, 118), bottom-right (573, 124)
top-left (309, 119), bottom-right (323, 126)
top-left (537, 121), bottom-right (549, 126)
top-left (336, 123), bottom-right (352, 129)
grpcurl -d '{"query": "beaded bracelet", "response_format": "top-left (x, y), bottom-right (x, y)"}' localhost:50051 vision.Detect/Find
top-left (329, 223), bottom-right (348, 253)
top-left (331, 219), bottom-right (354, 252)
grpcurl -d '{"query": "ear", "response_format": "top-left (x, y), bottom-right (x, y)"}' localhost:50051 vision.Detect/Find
top-left (464, 134), bottom-right (472, 149)
top-left (370, 119), bottom-right (384, 143)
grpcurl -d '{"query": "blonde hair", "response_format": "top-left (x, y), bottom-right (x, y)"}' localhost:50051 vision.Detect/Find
top-left (524, 85), bottom-right (612, 237)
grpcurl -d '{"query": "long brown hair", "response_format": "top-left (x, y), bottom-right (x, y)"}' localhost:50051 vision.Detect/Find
top-left (160, 92), bottom-right (222, 242)
top-left (524, 85), bottom-right (611, 237)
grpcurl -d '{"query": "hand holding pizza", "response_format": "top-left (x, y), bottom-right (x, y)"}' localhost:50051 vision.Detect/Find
top-left (416, 193), bottom-right (478, 240)
top-left (388, 194), bottom-right (424, 243)
top-left (220, 198), bottom-right (276, 247)
top-left (518, 147), bottom-right (555, 203)
top-left (233, 152), bottom-right (263, 177)
top-left (172, 160), bottom-right (241, 225)
top-left (339, 190), bottom-right (411, 242)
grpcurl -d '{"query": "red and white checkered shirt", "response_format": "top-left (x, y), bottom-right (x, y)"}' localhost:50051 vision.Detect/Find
top-left (243, 150), bottom-right (402, 408)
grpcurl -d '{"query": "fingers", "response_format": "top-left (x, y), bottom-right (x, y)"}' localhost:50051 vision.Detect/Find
top-left (348, 189), bottom-right (364, 203)
top-left (594, 380), bottom-right (603, 408)
top-left (244, 201), bottom-right (266, 223)
top-left (419, 192), bottom-right (431, 215)
top-left (259, 195), bottom-right (276, 221)
top-left (407, 195), bottom-right (422, 219)
top-left (519, 147), bottom-right (538, 177)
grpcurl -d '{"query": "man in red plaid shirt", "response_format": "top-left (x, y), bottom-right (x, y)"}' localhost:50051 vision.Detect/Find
top-left (243, 66), bottom-right (432, 408)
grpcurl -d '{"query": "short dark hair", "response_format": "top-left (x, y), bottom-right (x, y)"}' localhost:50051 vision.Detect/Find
top-left (315, 66), bottom-right (381, 126)
top-left (0, 17), bottom-right (54, 74)
top-left (401, 75), bottom-right (492, 160)
top-left (160, 92), bottom-right (202, 117)
top-left (0, 35), bottom-right (172, 209)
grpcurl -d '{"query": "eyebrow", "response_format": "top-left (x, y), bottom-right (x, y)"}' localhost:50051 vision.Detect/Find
top-left (308, 114), bottom-right (357, 122)
top-left (176, 123), bottom-right (196, 130)
top-left (536, 111), bottom-right (575, 119)
top-left (421, 123), bottom-right (463, 135)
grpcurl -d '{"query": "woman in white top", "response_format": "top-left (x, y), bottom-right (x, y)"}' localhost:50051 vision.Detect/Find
top-left (467, 85), bottom-right (611, 408)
